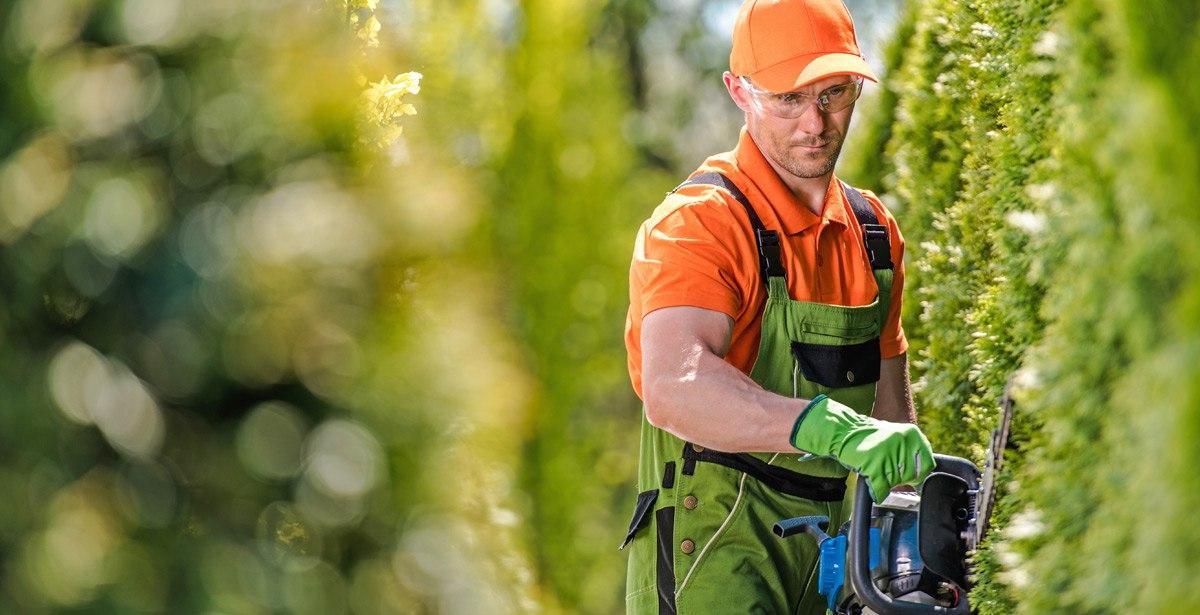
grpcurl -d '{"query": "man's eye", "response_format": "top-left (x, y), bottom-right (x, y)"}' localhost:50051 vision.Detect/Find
top-left (825, 86), bottom-right (848, 97)
top-left (779, 93), bottom-right (804, 104)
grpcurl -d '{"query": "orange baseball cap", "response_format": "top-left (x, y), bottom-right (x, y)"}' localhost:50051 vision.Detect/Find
top-left (730, 0), bottom-right (879, 92)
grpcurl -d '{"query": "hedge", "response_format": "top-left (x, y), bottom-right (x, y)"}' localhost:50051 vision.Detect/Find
top-left (842, 0), bottom-right (1200, 611)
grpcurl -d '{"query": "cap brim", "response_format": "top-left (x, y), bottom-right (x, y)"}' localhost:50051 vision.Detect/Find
top-left (749, 52), bottom-right (879, 93)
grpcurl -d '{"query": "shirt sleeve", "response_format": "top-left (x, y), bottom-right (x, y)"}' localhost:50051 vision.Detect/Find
top-left (865, 192), bottom-right (909, 358)
top-left (631, 200), bottom-right (747, 321)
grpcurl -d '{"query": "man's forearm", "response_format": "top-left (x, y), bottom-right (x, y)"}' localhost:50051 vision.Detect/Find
top-left (872, 353), bottom-right (917, 424)
top-left (643, 348), bottom-right (809, 454)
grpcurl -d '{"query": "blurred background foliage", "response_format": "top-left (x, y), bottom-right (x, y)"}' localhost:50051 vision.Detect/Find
top-left (1, 0), bottom-right (1196, 613)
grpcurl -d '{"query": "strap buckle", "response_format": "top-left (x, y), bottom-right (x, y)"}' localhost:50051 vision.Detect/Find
top-left (861, 223), bottom-right (892, 270)
top-left (756, 229), bottom-right (787, 280)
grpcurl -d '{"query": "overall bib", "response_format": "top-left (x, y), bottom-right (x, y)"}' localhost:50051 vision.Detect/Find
top-left (622, 173), bottom-right (894, 615)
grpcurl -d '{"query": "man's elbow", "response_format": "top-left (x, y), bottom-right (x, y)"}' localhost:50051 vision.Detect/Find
top-left (642, 375), bottom-right (681, 431)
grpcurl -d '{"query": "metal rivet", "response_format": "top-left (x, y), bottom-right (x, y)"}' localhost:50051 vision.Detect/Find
top-left (693, 445), bottom-right (705, 453)
top-left (683, 495), bottom-right (698, 510)
top-left (846, 371), bottom-right (855, 383)
top-left (681, 539), bottom-right (695, 554)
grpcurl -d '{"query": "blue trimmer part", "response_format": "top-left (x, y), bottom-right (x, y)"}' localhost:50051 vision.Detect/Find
top-left (818, 529), bottom-right (880, 613)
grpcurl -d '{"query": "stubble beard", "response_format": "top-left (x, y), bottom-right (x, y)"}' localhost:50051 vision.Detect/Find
top-left (769, 133), bottom-right (844, 179)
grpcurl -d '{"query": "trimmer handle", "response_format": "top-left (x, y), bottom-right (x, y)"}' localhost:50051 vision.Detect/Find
top-left (847, 454), bottom-right (975, 615)
top-left (773, 515), bottom-right (831, 543)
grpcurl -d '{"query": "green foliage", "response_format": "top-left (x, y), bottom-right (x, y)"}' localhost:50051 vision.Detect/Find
top-left (0, 1), bottom-right (486, 612)
top-left (1010, 0), bottom-right (1200, 611)
top-left (858, 0), bottom-right (1200, 611)
top-left (488, 3), bottom-right (671, 610)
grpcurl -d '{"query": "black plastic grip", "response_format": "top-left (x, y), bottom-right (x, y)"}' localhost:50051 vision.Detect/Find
top-left (773, 515), bottom-right (829, 540)
top-left (847, 454), bottom-right (975, 615)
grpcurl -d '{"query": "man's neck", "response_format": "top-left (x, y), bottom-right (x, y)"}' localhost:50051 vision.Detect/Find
top-left (760, 151), bottom-right (832, 216)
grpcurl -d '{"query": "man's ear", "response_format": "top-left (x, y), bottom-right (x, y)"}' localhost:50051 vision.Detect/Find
top-left (723, 71), bottom-right (754, 114)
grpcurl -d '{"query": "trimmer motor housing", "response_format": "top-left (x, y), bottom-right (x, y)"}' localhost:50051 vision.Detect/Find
top-left (775, 455), bottom-right (981, 615)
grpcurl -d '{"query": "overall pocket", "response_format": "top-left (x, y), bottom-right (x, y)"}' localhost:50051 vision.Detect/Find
top-left (619, 489), bottom-right (659, 550)
top-left (790, 337), bottom-right (881, 389)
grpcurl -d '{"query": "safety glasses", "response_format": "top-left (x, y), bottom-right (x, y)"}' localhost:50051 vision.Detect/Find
top-left (738, 75), bottom-right (864, 118)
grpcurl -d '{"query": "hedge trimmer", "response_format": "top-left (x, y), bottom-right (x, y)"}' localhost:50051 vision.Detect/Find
top-left (776, 389), bottom-right (1015, 614)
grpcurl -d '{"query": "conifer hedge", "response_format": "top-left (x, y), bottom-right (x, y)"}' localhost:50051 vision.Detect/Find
top-left (843, 0), bottom-right (1200, 611)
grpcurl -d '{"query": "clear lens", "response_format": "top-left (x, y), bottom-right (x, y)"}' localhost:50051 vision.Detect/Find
top-left (741, 76), bottom-right (863, 118)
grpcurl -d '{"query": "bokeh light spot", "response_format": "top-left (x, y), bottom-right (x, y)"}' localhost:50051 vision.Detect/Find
top-left (120, 0), bottom-right (185, 47)
top-left (303, 419), bottom-right (384, 500)
top-left (47, 340), bottom-right (165, 458)
top-left (256, 501), bottom-right (321, 565)
top-left (83, 175), bottom-right (163, 260)
top-left (0, 133), bottom-right (72, 243)
top-left (237, 401), bottom-right (309, 481)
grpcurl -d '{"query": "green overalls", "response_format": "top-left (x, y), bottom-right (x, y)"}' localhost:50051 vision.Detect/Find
top-left (621, 172), bottom-right (895, 614)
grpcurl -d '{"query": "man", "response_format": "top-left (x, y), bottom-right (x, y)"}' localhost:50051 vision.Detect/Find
top-left (619, 1), bottom-right (935, 613)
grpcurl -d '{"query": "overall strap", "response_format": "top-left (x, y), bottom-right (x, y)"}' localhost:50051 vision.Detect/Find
top-left (673, 172), bottom-right (786, 285)
top-left (839, 179), bottom-right (893, 270)
top-left (840, 180), bottom-right (896, 334)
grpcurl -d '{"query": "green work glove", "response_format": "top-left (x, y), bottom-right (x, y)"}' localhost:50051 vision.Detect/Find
top-left (789, 394), bottom-right (935, 503)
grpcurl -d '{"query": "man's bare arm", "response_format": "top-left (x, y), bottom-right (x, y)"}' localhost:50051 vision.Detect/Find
top-left (873, 353), bottom-right (916, 424)
top-left (640, 305), bottom-right (810, 453)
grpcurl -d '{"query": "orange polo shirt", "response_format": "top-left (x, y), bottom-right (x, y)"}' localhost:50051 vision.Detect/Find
top-left (625, 128), bottom-right (907, 400)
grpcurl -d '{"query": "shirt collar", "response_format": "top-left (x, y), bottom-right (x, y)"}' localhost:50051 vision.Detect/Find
top-left (730, 127), bottom-right (849, 235)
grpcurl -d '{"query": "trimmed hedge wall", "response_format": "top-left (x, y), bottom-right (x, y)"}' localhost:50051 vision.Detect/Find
top-left (843, 0), bottom-right (1200, 611)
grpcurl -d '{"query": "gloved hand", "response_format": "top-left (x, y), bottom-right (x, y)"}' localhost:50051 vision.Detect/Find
top-left (789, 394), bottom-right (935, 502)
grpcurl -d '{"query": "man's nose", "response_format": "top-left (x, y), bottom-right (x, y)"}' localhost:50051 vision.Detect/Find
top-left (797, 101), bottom-right (827, 134)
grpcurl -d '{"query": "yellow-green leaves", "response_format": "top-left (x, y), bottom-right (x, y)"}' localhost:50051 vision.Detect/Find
top-left (329, 0), bottom-right (383, 47)
top-left (360, 71), bottom-right (422, 155)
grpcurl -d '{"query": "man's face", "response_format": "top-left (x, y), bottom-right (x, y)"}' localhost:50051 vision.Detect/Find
top-left (726, 73), bottom-right (859, 181)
